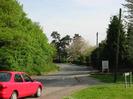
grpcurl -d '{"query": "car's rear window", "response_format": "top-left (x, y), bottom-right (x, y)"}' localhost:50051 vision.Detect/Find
top-left (0, 72), bottom-right (11, 82)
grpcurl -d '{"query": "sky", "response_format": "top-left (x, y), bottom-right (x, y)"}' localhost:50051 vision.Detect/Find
top-left (18, 0), bottom-right (125, 45)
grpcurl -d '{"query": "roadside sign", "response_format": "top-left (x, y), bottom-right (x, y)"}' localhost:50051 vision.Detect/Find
top-left (124, 72), bottom-right (130, 76)
top-left (102, 60), bottom-right (109, 72)
top-left (124, 72), bottom-right (132, 88)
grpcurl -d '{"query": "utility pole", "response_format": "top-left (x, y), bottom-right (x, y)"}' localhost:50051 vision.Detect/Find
top-left (114, 8), bottom-right (122, 83)
top-left (96, 32), bottom-right (99, 47)
top-left (96, 32), bottom-right (99, 69)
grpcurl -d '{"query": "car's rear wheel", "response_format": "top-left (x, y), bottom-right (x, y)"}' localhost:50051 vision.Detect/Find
top-left (10, 92), bottom-right (17, 99)
top-left (35, 87), bottom-right (42, 97)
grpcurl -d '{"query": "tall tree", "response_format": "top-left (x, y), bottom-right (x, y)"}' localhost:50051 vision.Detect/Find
top-left (60, 35), bottom-right (71, 61)
top-left (51, 31), bottom-right (71, 62)
top-left (51, 31), bottom-right (61, 62)
top-left (126, 24), bottom-right (133, 66)
top-left (67, 34), bottom-right (89, 63)
top-left (0, 0), bottom-right (55, 75)
top-left (124, 0), bottom-right (133, 23)
top-left (106, 16), bottom-right (126, 69)
top-left (124, 0), bottom-right (133, 67)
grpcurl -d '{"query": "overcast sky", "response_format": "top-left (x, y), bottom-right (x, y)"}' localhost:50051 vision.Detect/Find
top-left (18, 0), bottom-right (125, 45)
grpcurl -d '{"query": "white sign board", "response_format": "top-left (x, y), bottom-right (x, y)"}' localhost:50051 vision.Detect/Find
top-left (124, 72), bottom-right (130, 76)
top-left (102, 60), bottom-right (109, 72)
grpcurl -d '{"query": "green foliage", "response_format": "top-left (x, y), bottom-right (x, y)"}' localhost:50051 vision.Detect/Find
top-left (67, 34), bottom-right (91, 65)
top-left (68, 34), bottom-right (84, 62)
top-left (0, 0), bottom-right (56, 75)
top-left (91, 40), bottom-right (108, 69)
top-left (51, 32), bottom-right (95, 65)
top-left (85, 47), bottom-right (95, 65)
top-left (124, 0), bottom-right (133, 23)
top-left (91, 16), bottom-right (126, 70)
top-left (124, 0), bottom-right (133, 68)
top-left (126, 25), bottom-right (133, 66)
top-left (51, 31), bottom-right (71, 62)
top-left (106, 16), bottom-right (126, 67)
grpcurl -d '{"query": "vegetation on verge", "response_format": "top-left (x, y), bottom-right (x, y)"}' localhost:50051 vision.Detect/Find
top-left (0, 0), bottom-right (57, 75)
top-left (91, 73), bottom-right (124, 83)
top-left (64, 84), bottom-right (133, 99)
top-left (64, 74), bottom-right (133, 99)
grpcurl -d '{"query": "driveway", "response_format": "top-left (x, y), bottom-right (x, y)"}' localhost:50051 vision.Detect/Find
top-left (27, 64), bottom-right (101, 99)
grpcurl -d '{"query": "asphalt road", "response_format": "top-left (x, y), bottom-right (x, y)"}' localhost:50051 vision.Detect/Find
top-left (26, 64), bottom-right (101, 99)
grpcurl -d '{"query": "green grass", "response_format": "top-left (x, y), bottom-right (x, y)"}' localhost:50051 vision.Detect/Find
top-left (31, 63), bottom-right (60, 75)
top-left (19, 63), bottom-right (59, 75)
top-left (64, 84), bottom-right (133, 99)
top-left (64, 73), bottom-right (133, 99)
top-left (43, 63), bottom-right (60, 74)
top-left (91, 73), bottom-right (124, 83)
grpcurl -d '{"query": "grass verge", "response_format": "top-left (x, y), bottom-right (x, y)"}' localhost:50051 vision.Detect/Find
top-left (64, 84), bottom-right (133, 99)
top-left (91, 73), bottom-right (124, 83)
top-left (43, 63), bottom-right (60, 75)
top-left (64, 73), bottom-right (133, 99)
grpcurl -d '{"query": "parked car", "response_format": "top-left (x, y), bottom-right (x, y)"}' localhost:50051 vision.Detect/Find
top-left (0, 71), bottom-right (43, 99)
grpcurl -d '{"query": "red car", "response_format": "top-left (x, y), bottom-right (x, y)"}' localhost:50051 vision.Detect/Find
top-left (0, 71), bottom-right (43, 99)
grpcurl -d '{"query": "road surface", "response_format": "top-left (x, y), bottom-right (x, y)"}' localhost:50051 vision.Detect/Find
top-left (27, 64), bottom-right (101, 99)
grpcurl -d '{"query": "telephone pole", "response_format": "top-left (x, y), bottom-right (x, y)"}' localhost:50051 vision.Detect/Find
top-left (96, 32), bottom-right (99, 47)
top-left (96, 32), bottom-right (99, 69)
top-left (114, 8), bottom-right (122, 83)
